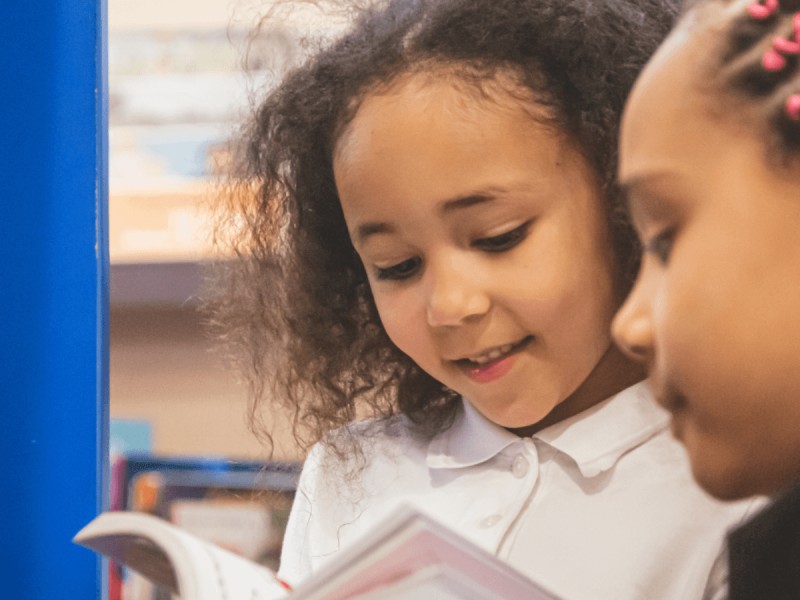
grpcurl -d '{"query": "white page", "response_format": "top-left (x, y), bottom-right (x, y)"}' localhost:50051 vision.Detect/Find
top-left (75, 512), bottom-right (289, 600)
top-left (350, 564), bottom-right (505, 600)
top-left (292, 505), bottom-right (560, 600)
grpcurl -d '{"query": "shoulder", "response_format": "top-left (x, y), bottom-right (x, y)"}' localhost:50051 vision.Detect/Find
top-left (316, 414), bottom-right (430, 461)
top-left (299, 414), bottom-right (432, 494)
top-left (286, 415), bottom-right (442, 567)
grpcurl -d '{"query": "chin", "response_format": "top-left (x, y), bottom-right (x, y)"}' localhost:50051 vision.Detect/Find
top-left (679, 425), bottom-right (754, 499)
top-left (491, 405), bottom-right (556, 434)
top-left (491, 413), bottom-right (543, 430)
top-left (689, 459), bottom-right (769, 501)
top-left (694, 474), bottom-right (754, 501)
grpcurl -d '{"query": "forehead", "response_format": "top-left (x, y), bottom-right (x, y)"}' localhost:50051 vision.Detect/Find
top-left (336, 64), bottom-right (555, 145)
top-left (619, 18), bottom-right (715, 180)
top-left (333, 68), bottom-right (573, 192)
top-left (331, 68), bottom-right (603, 235)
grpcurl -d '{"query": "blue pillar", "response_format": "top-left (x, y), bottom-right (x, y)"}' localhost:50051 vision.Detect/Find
top-left (0, 0), bottom-right (108, 597)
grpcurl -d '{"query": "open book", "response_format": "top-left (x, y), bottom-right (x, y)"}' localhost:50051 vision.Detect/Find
top-left (74, 505), bottom-right (561, 600)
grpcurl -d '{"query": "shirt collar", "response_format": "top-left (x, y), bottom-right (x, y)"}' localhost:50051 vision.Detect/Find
top-left (533, 380), bottom-right (668, 478)
top-left (427, 397), bottom-right (519, 469)
top-left (426, 380), bottom-right (668, 478)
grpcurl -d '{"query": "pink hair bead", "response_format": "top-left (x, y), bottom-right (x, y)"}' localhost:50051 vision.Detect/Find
top-left (763, 48), bottom-right (788, 70)
top-left (772, 36), bottom-right (800, 54)
top-left (748, 0), bottom-right (779, 19)
top-left (787, 94), bottom-right (800, 121)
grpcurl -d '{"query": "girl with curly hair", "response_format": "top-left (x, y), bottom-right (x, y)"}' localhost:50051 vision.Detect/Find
top-left (613, 0), bottom-right (800, 596)
top-left (212, 0), bottom-right (758, 596)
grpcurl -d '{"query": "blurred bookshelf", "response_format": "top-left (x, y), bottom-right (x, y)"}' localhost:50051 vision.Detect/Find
top-left (102, 3), bottom-right (356, 597)
top-left (107, 0), bottom-right (306, 463)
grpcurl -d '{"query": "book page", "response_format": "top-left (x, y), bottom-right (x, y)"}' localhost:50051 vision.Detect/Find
top-left (349, 565), bottom-right (505, 600)
top-left (292, 506), bottom-right (560, 600)
top-left (169, 498), bottom-right (279, 563)
top-left (75, 512), bottom-right (289, 600)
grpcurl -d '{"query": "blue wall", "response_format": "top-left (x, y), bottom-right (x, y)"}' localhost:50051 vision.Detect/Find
top-left (0, 0), bottom-right (108, 596)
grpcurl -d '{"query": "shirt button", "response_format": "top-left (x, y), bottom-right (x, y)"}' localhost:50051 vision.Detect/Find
top-left (479, 514), bottom-right (502, 528)
top-left (511, 454), bottom-right (529, 479)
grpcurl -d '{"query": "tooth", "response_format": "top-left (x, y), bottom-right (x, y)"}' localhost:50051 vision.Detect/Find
top-left (470, 344), bottom-right (512, 365)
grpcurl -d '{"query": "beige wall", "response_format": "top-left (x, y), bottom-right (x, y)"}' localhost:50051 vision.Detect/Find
top-left (109, 0), bottom-right (342, 33)
top-left (107, 0), bottom-right (331, 463)
top-left (108, 0), bottom-right (261, 460)
top-left (110, 0), bottom-right (252, 31)
top-left (110, 306), bottom-right (302, 461)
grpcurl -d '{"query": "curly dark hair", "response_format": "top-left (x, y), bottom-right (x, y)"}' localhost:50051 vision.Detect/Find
top-left (207, 0), bottom-right (680, 456)
top-left (681, 0), bottom-right (800, 160)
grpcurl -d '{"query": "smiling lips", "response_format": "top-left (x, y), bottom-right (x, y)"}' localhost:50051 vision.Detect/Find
top-left (455, 336), bottom-right (533, 383)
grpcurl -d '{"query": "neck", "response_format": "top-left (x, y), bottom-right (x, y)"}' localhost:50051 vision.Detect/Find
top-left (507, 344), bottom-right (646, 437)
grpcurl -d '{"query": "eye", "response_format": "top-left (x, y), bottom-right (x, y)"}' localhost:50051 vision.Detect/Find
top-left (472, 220), bottom-right (533, 253)
top-left (374, 257), bottom-right (421, 281)
top-left (644, 228), bottom-right (675, 265)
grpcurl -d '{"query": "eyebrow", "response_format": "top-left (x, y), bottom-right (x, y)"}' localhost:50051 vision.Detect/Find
top-left (353, 190), bottom-right (502, 246)
top-left (618, 173), bottom-right (682, 225)
top-left (618, 176), bottom-right (647, 213)
top-left (355, 221), bottom-right (394, 244)
top-left (441, 192), bottom-right (497, 213)
top-left (620, 172), bottom-right (677, 207)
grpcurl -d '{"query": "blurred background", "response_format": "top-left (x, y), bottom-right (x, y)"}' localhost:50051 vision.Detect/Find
top-left (105, 2), bottom-right (348, 596)
top-left (112, 0), bottom-right (254, 461)
top-left (108, 0), bottom-right (316, 462)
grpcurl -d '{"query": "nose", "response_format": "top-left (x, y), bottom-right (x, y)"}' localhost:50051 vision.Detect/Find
top-left (425, 256), bottom-right (491, 327)
top-left (612, 274), bottom-right (654, 364)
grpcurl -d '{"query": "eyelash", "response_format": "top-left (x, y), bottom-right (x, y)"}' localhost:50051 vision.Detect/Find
top-left (374, 220), bottom-right (532, 281)
top-left (375, 257), bottom-right (421, 281)
top-left (472, 220), bottom-right (533, 253)
top-left (643, 228), bottom-right (675, 264)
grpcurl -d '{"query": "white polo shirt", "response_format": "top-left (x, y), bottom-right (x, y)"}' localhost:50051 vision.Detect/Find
top-left (279, 382), bottom-right (759, 599)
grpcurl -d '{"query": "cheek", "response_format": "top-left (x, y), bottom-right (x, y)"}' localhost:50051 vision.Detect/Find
top-left (558, 256), bottom-right (618, 343)
top-left (654, 264), bottom-right (792, 491)
top-left (650, 207), bottom-right (800, 495)
top-left (573, 221), bottom-right (621, 321)
top-left (371, 287), bottom-right (427, 357)
top-left (662, 242), bottom-right (788, 401)
top-left (550, 285), bottom-right (615, 345)
top-left (526, 233), bottom-right (619, 329)
top-left (655, 268), bottom-right (732, 406)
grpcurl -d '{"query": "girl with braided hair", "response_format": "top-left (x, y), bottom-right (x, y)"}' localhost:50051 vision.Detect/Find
top-left (613, 0), bottom-right (800, 596)
top-left (212, 0), bottom-right (758, 596)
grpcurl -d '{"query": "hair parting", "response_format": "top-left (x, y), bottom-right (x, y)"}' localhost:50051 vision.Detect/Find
top-left (686, 0), bottom-right (800, 157)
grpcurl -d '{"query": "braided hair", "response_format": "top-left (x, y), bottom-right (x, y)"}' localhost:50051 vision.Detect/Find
top-left (684, 0), bottom-right (800, 161)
